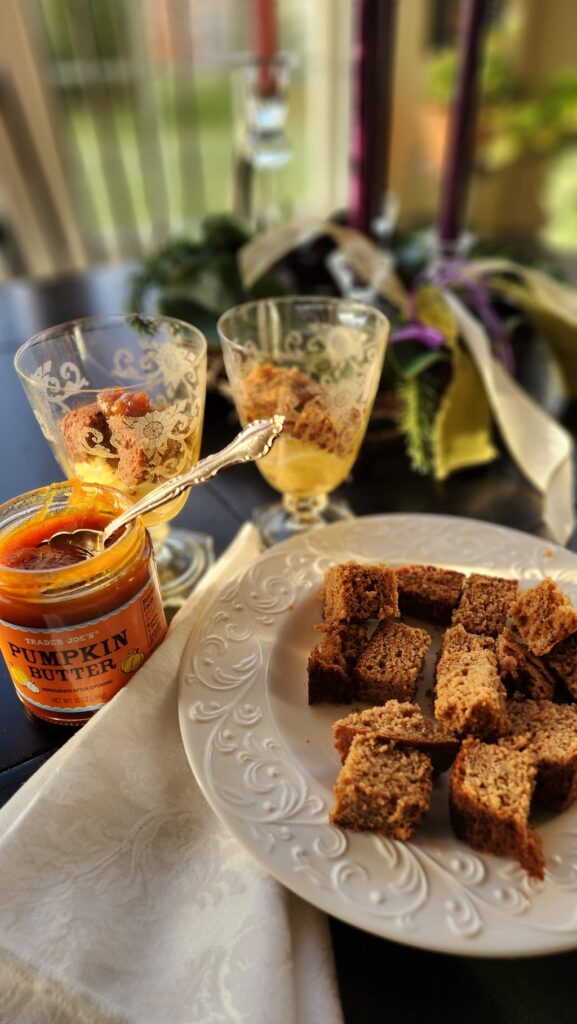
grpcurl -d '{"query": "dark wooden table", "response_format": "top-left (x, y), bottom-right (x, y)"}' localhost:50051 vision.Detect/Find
top-left (1, 263), bottom-right (577, 1023)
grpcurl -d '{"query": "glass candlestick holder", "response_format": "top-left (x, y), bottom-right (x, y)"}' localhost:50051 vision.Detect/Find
top-left (230, 53), bottom-right (296, 229)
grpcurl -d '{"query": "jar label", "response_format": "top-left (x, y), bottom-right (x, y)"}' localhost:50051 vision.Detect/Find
top-left (0, 579), bottom-right (167, 715)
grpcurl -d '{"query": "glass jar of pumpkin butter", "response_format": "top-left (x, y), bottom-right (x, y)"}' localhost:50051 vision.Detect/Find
top-left (0, 480), bottom-right (167, 724)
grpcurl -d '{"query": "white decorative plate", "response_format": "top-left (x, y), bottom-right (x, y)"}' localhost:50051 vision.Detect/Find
top-left (178, 514), bottom-right (577, 957)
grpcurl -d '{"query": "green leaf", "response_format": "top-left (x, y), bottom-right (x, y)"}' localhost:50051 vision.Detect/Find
top-left (200, 214), bottom-right (252, 251)
top-left (432, 347), bottom-right (498, 480)
top-left (388, 342), bottom-right (449, 380)
top-left (397, 376), bottom-right (438, 475)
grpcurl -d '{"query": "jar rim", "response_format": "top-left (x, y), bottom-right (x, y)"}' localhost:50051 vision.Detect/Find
top-left (0, 480), bottom-right (143, 590)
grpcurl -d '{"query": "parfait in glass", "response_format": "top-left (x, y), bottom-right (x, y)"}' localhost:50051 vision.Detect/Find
top-left (14, 314), bottom-right (210, 606)
top-left (218, 296), bottom-right (389, 545)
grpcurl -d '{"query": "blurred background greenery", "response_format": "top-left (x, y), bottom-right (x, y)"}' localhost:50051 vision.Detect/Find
top-left (1, 0), bottom-right (576, 279)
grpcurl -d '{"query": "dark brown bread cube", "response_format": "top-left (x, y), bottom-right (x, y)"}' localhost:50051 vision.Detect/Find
top-left (333, 700), bottom-right (459, 774)
top-left (307, 622), bottom-right (366, 704)
top-left (330, 736), bottom-right (432, 839)
top-left (112, 435), bottom-right (151, 486)
top-left (353, 620), bottom-right (431, 704)
top-left (396, 564), bottom-right (464, 625)
top-left (546, 632), bottom-right (577, 701)
top-left (511, 578), bottom-right (577, 656)
top-left (241, 364), bottom-right (319, 427)
top-left (504, 700), bottom-right (577, 812)
top-left (440, 624), bottom-right (495, 657)
top-left (435, 642), bottom-right (508, 740)
top-left (307, 658), bottom-right (353, 704)
top-left (449, 738), bottom-right (544, 879)
top-left (315, 622), bottom-right (366, 665)
top-left (323, 562), bottom-right (399, 623)
top-left (496, 628), bottom-right (556, 702)
top-left (452, 573), bottom-right (519, 638)
top-left (61, 403), bottom-right (114, 463)
top-left (292, 401), bottom-right (339, 453)
top-left (108, 418), bottom-right (193, 489)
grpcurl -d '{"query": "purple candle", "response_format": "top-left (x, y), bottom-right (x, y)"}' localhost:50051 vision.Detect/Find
top-left (438, 0), bottom-right (490, 247)
top-left (349, 0), bottom-right (398, 237)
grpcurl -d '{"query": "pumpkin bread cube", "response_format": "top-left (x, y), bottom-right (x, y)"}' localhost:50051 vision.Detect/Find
top-left (330, 735), bottom-right (432, 840)
top-left (323, 562), bottom-right (399, 623)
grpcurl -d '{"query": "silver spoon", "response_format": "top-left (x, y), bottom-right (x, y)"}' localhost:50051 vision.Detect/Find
top-left (45, 416), bottom-right (284, 558)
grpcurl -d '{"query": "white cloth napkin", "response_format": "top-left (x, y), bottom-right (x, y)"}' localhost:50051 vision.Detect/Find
top-left (0, 524), bottom-right (343, 1024)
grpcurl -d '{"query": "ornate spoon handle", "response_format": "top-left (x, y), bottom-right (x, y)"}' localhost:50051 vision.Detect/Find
top-left (102, 415), bottom-right (284, 542)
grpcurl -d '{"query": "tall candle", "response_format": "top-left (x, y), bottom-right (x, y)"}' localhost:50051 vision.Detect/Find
top-left (251, 0), bottom-right (279, 96)
top-left (438, 0), bottom-right (490, 246)
top-left (349, 0), bottom-right (398, 237)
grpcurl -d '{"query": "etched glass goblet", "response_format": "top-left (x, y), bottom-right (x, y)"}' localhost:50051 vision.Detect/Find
top-left (218, 296), bottom-right (389, 546)
top-left (14, 314), bottom-right (211, 605)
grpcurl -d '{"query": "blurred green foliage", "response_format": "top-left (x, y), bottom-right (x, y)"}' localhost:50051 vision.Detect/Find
top-left (427, 31), bottom-right (577, 171)
top-left (128, 215), bottom-right (287, 344)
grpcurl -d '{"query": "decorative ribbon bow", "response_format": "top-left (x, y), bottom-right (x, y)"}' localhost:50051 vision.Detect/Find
top-left (239, 221), bottom-right (575, 544)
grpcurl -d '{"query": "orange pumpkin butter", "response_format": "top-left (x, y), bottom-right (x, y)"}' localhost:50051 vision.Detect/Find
top-left (0, 481), bottom-right (167, 725)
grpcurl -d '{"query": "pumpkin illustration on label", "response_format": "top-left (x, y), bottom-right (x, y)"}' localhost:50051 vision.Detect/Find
top-left (121, 648), bottom-right (145, 674)
top-left (11, 665), bottom-right (40, 693)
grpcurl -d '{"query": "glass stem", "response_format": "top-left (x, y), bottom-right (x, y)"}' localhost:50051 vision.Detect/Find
top-left (283, 493), bottom-right (328, 526)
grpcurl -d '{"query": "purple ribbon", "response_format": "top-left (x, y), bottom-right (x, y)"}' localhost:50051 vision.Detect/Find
top-left (459, 277), bottom-right (515, 374)
top-left (389, 282), bottom-right (445, 349)
top-left (389, 324), bottom-right (445, 348)
top-left (390, 257), bottom-right (515, 373)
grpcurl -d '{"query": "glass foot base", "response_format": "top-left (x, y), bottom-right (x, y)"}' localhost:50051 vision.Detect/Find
top-left (154, 528), bottom-right (215, 611)
top-left (254, 498), bottom-right (354, 547)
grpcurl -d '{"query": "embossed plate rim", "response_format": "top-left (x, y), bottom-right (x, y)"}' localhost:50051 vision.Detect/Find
top-left (178, 513), bottom-right (577, 957)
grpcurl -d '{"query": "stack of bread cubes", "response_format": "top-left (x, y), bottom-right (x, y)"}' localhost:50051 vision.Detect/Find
top-left (308, 562), bottom-right (577, 878)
